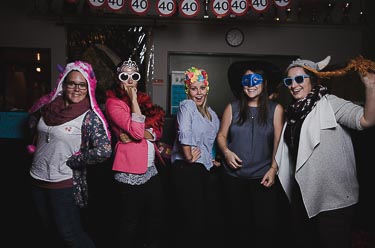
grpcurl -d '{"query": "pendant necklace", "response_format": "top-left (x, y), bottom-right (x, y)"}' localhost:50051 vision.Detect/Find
top-left (46, 126), bottom-right (52, 143)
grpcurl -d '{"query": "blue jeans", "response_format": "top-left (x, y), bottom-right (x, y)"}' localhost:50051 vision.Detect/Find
top-left (31, 184), bottom-right (96, 248)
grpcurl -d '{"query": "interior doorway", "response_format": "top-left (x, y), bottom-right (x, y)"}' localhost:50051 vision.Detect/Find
top-left (0, 47), bottom-right (51, 111)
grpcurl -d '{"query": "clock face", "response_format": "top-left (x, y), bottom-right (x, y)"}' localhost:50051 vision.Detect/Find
top-left (226, 28), bottom-right (244, 47)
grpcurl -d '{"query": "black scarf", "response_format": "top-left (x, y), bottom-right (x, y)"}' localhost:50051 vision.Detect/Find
top-left (284, 85), bottom-right (328, 165)
top-left (286, 85), bottom-right (328, 124)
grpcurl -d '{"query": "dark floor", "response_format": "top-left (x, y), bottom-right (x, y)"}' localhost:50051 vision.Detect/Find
top-left (3, 133), bottom-right (375, 248)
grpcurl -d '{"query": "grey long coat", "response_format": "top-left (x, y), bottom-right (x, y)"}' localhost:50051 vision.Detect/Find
top-left (276, 94), bottom-right (363, 218)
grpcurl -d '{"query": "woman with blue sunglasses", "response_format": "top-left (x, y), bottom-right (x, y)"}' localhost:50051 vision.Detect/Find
top-left (275, 56), bottom-right (375, 248)
top-left (216, 66), bottom-right (284, 248)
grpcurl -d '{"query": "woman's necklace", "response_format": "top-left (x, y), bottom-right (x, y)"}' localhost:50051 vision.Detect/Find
top-left (46, 126), bottom-right (52, 143)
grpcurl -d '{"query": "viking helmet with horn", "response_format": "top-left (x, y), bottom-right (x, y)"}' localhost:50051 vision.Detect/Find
top-left (286, 56), bottom-right (331, 72)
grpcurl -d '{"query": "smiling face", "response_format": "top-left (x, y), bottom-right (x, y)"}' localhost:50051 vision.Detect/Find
top-left (242, 69), bottom-right (264, 102)
top-left (63, 70), bottom-right (88, 106)
top-left (187, 81), bottom-right (208, 107)
top-left (286, 67), bottom-right (313, 100)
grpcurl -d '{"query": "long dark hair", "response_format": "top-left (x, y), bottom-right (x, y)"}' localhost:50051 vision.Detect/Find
top-left (237, 68), bottom-right (269, 126)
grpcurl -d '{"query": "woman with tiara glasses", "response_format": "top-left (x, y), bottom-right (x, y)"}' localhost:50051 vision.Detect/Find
top-left (276, 56), bottom-right (375, 248)
top-left (105, 57), bottom-right (166, 248)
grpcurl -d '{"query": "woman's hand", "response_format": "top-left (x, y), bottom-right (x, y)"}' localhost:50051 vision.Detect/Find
top-left (261, 167), bottom-right (277, 188)
top-left (212, 159), bottom-right (221, 167)
top-left (119, 132), bottom-right (133, 143)
top-left (360, 71), bottom-right (375, 128)
top-left (224, 149), bottom-right (242, 169)
top-left (186, 146), bottom-right (201, 163)
top-left (361, 71), bottom-right (375, 88)
top-left (125, 86), bottom-right (138, 102)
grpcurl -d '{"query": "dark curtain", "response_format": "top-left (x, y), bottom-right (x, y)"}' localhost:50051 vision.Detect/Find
top-left (66, 25), bottom-right (151, 105)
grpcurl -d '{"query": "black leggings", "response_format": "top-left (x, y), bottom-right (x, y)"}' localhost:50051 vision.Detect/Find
top-left (291, 182), bottom-right (355, 248)
top-left (220, 172), bottom-right (280, 248)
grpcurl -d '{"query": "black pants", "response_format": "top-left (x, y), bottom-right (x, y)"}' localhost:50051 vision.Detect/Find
top-left (291, 182), bottom-right (355, 248)
top-left (170, 160), bottom-right (224, 248)
top-left (115, 175), bottom-right (165, 248)
top-left (221, 172), bottom-right (280, 248)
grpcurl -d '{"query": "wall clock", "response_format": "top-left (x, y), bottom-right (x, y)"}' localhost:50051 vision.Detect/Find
top-left (225, 28), bottom-right (244, 47)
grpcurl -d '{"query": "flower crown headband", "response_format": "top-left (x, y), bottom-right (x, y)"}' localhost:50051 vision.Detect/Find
top-left (184, 67), bottom-right (209, 93)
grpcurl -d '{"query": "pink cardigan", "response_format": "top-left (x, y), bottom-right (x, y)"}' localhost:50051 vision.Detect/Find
top-left (106, 97), bottom-right (162, 174)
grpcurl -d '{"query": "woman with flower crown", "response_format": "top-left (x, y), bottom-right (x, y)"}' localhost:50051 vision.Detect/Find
top-left (170, 67), bottom-right (221, 248)
top-left (105, 57), bottom-right (166, 248)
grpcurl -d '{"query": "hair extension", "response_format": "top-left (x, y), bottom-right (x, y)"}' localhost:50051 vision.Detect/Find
top-left (304, 55), bottom-right (375, 78)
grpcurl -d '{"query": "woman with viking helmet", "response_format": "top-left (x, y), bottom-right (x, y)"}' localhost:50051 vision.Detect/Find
top-left (275, 56), bottom-right (375, 248)
top-left (105, 57), bottom-right (166, 248)
top-left (170, 67), bottom-right (221, 248)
